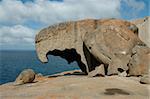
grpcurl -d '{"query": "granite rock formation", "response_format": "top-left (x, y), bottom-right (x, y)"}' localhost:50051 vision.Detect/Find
top-left (0, 70), bottom-right (149, 99)
top-left (131, 16), bottom-right (150, 47)
top-left (15, 69), bottom-right (35, 85)
top-left (35, 18), bottom-right (150, 76)
top-left (128, 45), bottom-right (150, 76)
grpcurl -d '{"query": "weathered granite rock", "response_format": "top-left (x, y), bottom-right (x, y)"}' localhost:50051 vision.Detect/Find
top-left (129, 16), bottom-right (150, 78)
top-left (35, 18), bottom-right (149, 76)
top-left (15, 69), bottom-right (35, 85)
top-left (131, 17), bottom-right (150, 47)
top-left (128, 45), bottom-right (150, 76)
top-left (83, 20), bottom-right (141, 75)
top-left (88, 64), bottom-right (105, 77)
top-left (140, 75), bottom-right (150, 84)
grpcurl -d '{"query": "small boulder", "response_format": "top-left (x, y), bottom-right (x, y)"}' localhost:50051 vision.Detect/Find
top-left (15, 69), bottom-right (35, 85)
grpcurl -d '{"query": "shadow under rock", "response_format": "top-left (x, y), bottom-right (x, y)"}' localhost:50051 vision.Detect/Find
top-left (48, 71), bottom-right (87, 78)
top-left (104, 88), bottom-right (130, 95)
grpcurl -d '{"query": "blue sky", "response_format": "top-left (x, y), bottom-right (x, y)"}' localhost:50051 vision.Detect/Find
top-left (0, 0), bottom-right (149, 50)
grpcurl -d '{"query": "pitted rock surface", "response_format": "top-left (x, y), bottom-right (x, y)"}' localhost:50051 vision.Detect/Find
top-left (35, 18), bottom-right (150, 76)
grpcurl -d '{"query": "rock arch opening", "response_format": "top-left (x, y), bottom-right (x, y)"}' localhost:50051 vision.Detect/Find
top-left (46, 49), bottom-right (87, 74)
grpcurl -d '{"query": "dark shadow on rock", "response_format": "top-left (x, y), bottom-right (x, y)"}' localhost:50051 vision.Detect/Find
top-left (104, 88), bottom-right (130, 95)
top-left (93, 74), bottom-right (105, 77)
top-left (32, 81), bottom-right (38, 83)
top-left (64, 71), bottom-right (86, 76)
top-left (14, 81), bottom-right (38, 86)
top-left (83, 43), bottom-right (102, 72)
top-left (48, 71), bottom-right (86, 78)
top-left (83, 43), bottom-right (108, 75)
top-left (49, 75), bottom-right (61, 78)
top-left (48, 75), bottom-right (63, 78)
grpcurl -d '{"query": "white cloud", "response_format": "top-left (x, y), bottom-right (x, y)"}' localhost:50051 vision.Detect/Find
top-left (0, 0), bottom-right (121, 25)
top-left (0, 25), bottom-right (35, 46)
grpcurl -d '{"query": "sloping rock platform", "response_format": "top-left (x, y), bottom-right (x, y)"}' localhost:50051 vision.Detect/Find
top-left (0, 70), bottom-right (149, 99)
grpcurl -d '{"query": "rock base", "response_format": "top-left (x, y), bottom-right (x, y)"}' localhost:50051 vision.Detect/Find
top-left (0, 70), bottom-right (149, 99)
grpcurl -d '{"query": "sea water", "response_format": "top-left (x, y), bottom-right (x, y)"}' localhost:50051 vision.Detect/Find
top-left (0, 50), bottom-right (79, 84)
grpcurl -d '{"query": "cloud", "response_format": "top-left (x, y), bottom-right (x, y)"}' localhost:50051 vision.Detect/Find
top-left (0, 0), bottom-right (121, 25)
top-left (0, 25), bottom-right (35, 48)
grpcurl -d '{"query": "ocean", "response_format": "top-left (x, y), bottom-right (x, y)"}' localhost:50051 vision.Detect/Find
top-left (0, 50), bottom-right (79, 84)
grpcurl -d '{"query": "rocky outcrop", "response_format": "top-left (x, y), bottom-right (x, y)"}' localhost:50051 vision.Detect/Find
top-left (128, 45), bottom-right (150, 76)
top-left (131, 17), bottom-right (150, 47)
top-left (0, 70), bottom-right (149, 99)
top-left (15, 69), bottom-right (35, 85)
top-left (35, 18), bottom-right (149, 76)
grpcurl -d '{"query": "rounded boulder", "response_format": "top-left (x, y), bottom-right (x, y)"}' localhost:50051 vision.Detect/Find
top-left (15, 69), bottom-right (35, 85)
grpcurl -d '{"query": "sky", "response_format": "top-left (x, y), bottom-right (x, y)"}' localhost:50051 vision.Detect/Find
top-left (0, 0), bottom-right (149, 50)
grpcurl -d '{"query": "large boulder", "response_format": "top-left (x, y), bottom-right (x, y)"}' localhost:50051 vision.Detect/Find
top-left (15, 69), bottom-right (35, 85)
top-left (35, 18), bottom-right (149, 76)
top-left (83, 19), bottom-right (141, 75)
